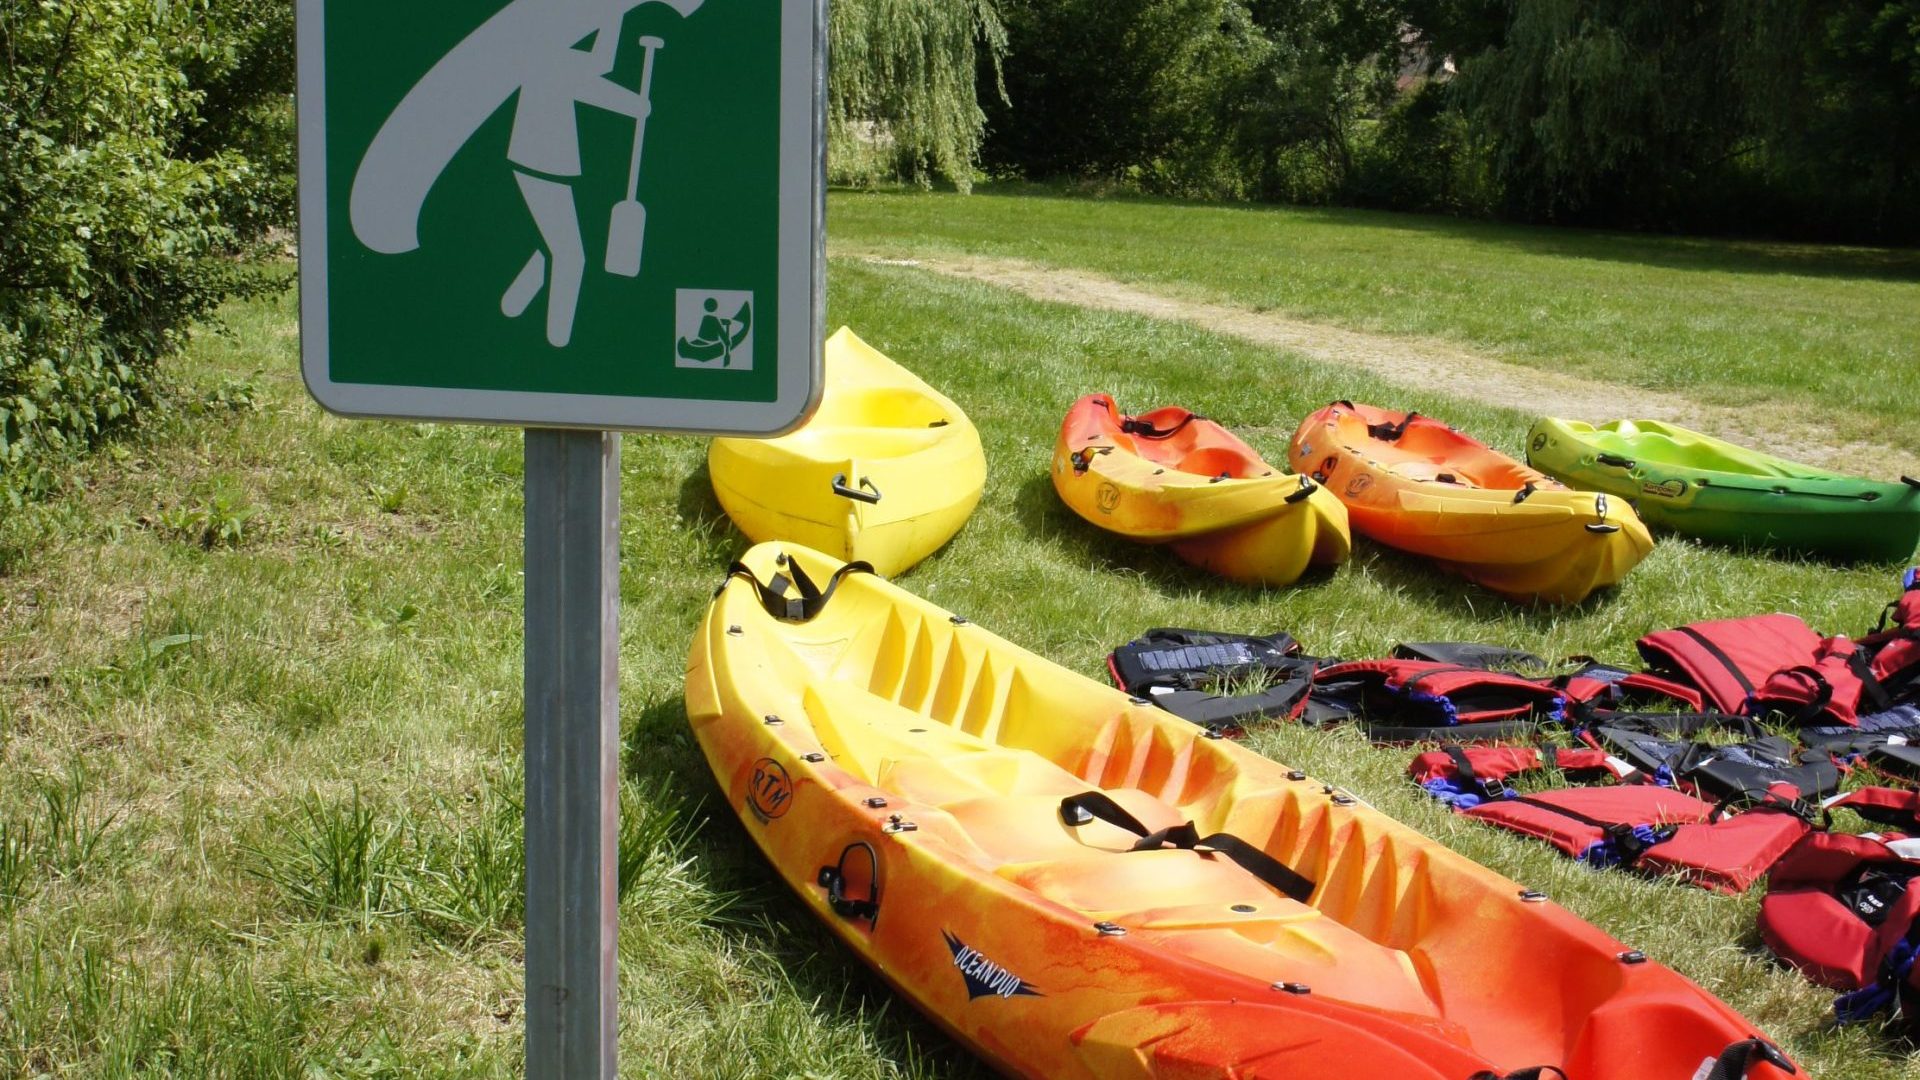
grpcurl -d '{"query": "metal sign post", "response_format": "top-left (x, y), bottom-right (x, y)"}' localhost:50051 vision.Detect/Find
top-left (294, 0), bottom-right (825, 1073)
top-left (522, 429), bottom-right (620, 1075)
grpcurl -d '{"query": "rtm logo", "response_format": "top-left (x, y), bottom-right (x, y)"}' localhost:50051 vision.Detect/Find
top-left (745, 757), bottom-right (792, 823)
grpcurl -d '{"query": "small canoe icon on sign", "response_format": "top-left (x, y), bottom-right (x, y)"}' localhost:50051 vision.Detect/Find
top-left (677, 290), bottom-right (755, 370)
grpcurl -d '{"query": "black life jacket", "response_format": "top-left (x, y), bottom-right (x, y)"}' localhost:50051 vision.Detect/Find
top-left (1106, 628), bottom-right (1318, 731)
top-left (1309, 658), bottom-right (1565, 743)
top-left (1590, 724), bottom-right (1841, 804)
top-left (1803, 704), bottom-right (1920, 781)
top-left (1759, 788), bottom-right (1920, 1027)
top-left (1462, 784), bottom-right (1812, 893)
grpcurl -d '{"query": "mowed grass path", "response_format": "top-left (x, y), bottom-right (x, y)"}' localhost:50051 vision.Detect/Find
top-left (1, 241), bottom-right (1916, 1075)
top-left (833, 186), bottom-right (1920, 452)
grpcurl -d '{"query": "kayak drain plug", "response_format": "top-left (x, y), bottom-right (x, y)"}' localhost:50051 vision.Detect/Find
top-left (1618, 951), bottom-right (1648, 965)
top-left (864, 797), bottom-right (888, 809)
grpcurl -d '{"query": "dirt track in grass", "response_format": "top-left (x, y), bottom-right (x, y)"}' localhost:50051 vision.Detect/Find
top-left (847, 250), bottom-right (1920, 478)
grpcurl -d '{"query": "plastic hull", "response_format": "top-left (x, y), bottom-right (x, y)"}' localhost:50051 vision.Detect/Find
top-left (1051, 394), bottom-right (1350, 585)
top-left (685, 542), bottom-right (1794, 1080)
top-left (1289, 402), bottom-right (1652, 604)
top-left (709, 328), bottom-right (986, 577)
top-left (1529, 417), bottom-right (1920, 562)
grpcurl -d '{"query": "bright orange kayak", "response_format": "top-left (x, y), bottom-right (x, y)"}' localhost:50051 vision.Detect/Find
top-left (1052, 394), bottom-right (1349, 585)
top-left (686, 542), bottom-right (1794, 1080)
top-left (1289, 401), bottom-right (1653, 604)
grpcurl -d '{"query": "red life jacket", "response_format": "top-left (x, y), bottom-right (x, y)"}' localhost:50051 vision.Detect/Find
top-left (1408, 743), bottom-right (1616, 804)
top-left (1464, 785), bottom-right (1811, 893)
top-left (1863, 574), bottom-right (1920, 702)
top-left (1310, 659), bottom-right (1565, 743)
top-left (1758, 788), bottom-right (1920, 1026)
top-left (1636, 613), bottom-right (1824, 715)
top-left (1750, 634), bottom-right (1889, 727)
top-left (1554, 662), bottom-right (1707, 718)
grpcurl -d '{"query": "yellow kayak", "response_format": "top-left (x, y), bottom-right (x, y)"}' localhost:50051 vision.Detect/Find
top-left (709, 328), bottom-right (986, 577)
top-left (1052, 394), bottom-right (1350, 586)
top-left (685, 542), bottom-right (1795, 1080)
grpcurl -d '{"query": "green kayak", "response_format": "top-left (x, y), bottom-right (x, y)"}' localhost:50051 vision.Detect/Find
top-left (1527, 417), bottom-right (1920, 562)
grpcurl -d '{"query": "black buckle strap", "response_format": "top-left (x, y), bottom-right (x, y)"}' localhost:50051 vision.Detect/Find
top-left (1442, 743), bottom-right (1506, 801)
top-left (1059, 792), bottom-right (1315, 904)
top-left (1120, 411), bottom-right (1202, 439)
top-left (1699, 1038), bottom-right (1795, 1079)
top-left (721, 555), bottom-right (875, 622)
top-left (1675, 626), bottom-right (1757, 698)
top-left (1366, 410), bottom-right (1419, 442)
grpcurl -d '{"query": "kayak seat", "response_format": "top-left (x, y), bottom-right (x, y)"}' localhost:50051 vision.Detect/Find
top-left (1176, 446), bottom-right (1262, 480)
top-left (1002, 850), bottom-right (1444, 1020)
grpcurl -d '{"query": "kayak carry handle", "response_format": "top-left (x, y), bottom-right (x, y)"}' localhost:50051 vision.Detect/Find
top-left (831, 474), bottom-right (882, 504)
top-left (1284, 476), bottom-right (1318, 504)
top-left (1596, 453), bottom-right (1635, 469)
top-left (1904, 476), bottom-right (1920, 491)
top-left (817, 842), bottom-right (880, 924)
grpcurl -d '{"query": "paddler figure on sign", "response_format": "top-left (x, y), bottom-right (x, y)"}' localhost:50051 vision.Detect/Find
top-left (350, 0), bottom-right (702, 348)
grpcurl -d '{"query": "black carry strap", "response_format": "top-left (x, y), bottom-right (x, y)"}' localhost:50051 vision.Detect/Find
top-left (1059, 792), bottom-right (1316, 904)
top-left (721, 556), bottom-right (875, 622)
top-left (1366, 410), bottom-right (1419, 442)
top-left (1120, 411), bottom-right (1203, 439)
top-left (1850, 648), bottom-right (1895, 712)
top-left (1441, 743), bottom-right (1507, 800)
top-left (1676, 626), bottom-right (1757, 698)
top-left (1470, 1068), bottom-right (1569, 1080)
top-left (1509, 795), bottom-right (1673, 866)
top-left (815, 842), bottom-right (880, 923)
top-left (1763, 665), bottom-right (1835, 726)
top-left (1699, 1038), bottom-right (1795, 1079)
top-left (1150, 681), bottom-right (1312, 729)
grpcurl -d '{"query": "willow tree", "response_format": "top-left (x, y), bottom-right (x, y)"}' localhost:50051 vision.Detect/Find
top-left (829, 0), bottom-right (1005, 189)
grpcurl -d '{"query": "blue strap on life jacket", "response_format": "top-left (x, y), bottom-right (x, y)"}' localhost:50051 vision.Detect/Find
top-left (1420, 776), bottom-right (1518, 810)
top-left (1834, 936), bottom-right (1918, 1024)
top-left (1582, 824), bottom-right (1673, 869)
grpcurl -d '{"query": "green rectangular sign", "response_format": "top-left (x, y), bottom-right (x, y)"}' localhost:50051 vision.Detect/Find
top-left (297, 0), bottom-right (824, 433)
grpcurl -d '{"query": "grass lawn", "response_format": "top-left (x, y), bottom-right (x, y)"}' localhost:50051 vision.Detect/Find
top-left (2, 207), bottom-right (1917, 1075)
top-left (832, 185), bottom-right (1920, 452)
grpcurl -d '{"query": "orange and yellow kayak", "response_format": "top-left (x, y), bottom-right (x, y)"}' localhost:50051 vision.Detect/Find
top-left (1052, 394), bottom-right (1349, 585)
top-left (686, 542), bottom-right (1794, 1080)
top-left (1289, 401), bottom-right (1652, 604)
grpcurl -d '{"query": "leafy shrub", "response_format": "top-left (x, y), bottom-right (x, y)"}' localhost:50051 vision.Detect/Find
top-left (0, 0), bottom-right (284, 507)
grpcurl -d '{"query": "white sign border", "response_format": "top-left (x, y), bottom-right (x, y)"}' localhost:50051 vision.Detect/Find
top-left (295, 0), bottom-right (825, 436)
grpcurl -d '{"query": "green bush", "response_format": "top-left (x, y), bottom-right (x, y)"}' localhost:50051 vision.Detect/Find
top-left (0, 0), bottom-right (282, 505)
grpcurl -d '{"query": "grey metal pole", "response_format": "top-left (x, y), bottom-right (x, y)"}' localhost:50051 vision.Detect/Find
top-left (523, 428), bottom-right (621, 1079)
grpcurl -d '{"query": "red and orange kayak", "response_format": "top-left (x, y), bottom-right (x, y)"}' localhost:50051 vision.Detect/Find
top-left (1052, 394), bottom-right (1349, 586)
top-left (1289, 401), bottom-right (1653, 604)
top-left (686, 542), bottom-right (1794, 1080)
